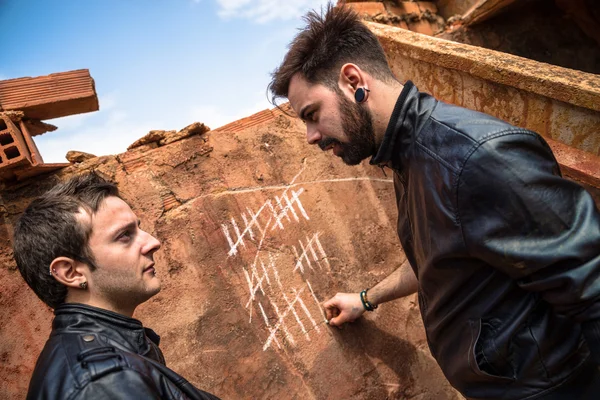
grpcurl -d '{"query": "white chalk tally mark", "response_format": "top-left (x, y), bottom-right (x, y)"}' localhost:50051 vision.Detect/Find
top-left (292, 232), bottom-right (330, 274)
top-left (220, 164), bottom-right (329, 350)
top-left (221, 189), bottom-right (309, 257)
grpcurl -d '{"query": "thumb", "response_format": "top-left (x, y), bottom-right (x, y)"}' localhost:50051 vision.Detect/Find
top-left (328, 315), bottom-right (344, 327)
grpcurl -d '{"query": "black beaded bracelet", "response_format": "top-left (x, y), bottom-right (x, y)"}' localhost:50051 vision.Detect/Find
top-left (360, 289), bottom-right (378, 312)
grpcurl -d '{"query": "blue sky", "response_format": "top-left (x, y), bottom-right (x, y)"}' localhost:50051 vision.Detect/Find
top-left (0, 0), bottom-right (328, 162)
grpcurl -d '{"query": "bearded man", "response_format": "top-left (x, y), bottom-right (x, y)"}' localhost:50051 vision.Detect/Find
top-left (268, 5), bottom-right (600, 399)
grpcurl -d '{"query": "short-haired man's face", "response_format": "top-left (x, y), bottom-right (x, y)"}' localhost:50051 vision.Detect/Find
top-left (84, 196), bottom-right (161, 310)
top-left (288, 73), bottom-right (376, 165)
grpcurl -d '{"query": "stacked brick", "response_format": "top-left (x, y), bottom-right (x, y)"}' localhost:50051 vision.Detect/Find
top-left (341, 1), bottom-right (446, 36)
top-left (0, 69), bottom-right (98, 182)
top-left (0, 116), bottom-right (31, 175)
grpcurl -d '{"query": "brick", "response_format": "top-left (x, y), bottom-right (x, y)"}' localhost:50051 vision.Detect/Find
top-left (0, 116), bottom-right (32, 170)
top-left (161, 193), bottom-right (180, 211)
top-left (0, 69), bottom-right (98, 120)
top-left (0, 114), bottom-right (72, 181)
top-left (118, 150), bottom-right (148, 173)
top-left (546, 138), bottom-right (600, 189)
top-left (21, 120), bottom-right (57, 137)
top-left (408, 19), bottom-right (436, 36)
top-left (11, 163), bottom-right (70, 182)
top-left (390, 1), bottom-right (422, 15)
top-left (416, 2), bottom-right (438, 14)
top-left (18, 120), bottom-right (43, 165)
top-left (391, 20), bottom-right (410, 30)
top-left (387, 2), bottom-right (438, 18)
top-left (345, 2), bottom-right (387, 17)
top-left (214, 109), bottom-right (276, 133)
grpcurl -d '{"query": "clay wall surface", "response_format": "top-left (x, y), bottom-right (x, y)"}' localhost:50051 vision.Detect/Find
top-left (0, 111), bottom-right (460, 399)
top-left (369, 21), bottom-right (600, 157)
top-left (439, 0), bottom-right (600, 75)
top-left (369, 21), bottom-right (600, 206)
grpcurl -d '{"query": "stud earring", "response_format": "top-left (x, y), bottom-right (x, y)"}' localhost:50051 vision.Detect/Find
top-left (79, 281), bottom-right (88, 290)
top-left (354, 87), bottom-right (370, 103)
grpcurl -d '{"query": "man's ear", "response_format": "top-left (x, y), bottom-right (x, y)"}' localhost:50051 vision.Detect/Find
top-left (338, 63), bottom-right (364, 94)
top-left (50, 257), bottom-right (87, 289)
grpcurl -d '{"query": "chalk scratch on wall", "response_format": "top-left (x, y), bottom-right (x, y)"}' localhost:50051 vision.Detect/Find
top-left (221, 165), bottom-right (309, 257)
top-left (220, 164), bottom-right (330, 351)
top-left (292, 232), bottom-right (329, 274)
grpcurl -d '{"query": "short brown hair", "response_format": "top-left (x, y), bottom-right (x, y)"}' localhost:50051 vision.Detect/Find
top-left (13, 173), bottom-right (121, 309)
top-left (269, 3), bottom-right (396, 104)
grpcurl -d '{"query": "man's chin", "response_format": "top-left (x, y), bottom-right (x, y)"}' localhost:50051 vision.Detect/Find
top-left (341, 156), bottom-right (364, 166)
top-left (340, 150), bottom-right (369, 166)
top-left (145, 280), bottom-right (162, 298)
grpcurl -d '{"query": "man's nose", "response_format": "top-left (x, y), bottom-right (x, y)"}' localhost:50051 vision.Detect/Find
top-left (306, 125), bottom-right (321, 145)
top-left (141, 230), bottom-right (161, 254)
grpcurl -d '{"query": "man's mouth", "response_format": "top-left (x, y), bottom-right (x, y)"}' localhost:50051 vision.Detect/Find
top-left (143, 264), bottom-right (156, 275)
top-left (319, 138), bottom-right (342, 154)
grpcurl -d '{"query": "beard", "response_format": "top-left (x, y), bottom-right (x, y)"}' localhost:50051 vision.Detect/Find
top-left (319, 93), bottom-right (376, 165)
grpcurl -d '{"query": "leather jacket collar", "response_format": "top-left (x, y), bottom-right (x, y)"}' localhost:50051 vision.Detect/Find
top-left (370, 80), bottom-right (436, 172)
top-left (53, 303), bottom-right (160, 354)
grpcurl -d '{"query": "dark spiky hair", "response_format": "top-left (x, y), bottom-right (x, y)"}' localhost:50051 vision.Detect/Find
top-left (268, 3), bottom-right (396, 104)
top-left (13, 173), bottom-right (121, 309)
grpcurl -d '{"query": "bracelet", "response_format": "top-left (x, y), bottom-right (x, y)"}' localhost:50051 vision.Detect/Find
top-left (360, 289), bottom-right (378, 312)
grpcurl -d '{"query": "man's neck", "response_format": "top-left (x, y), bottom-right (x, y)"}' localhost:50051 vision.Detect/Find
top-left (370, 80), bottom-right (404, 148)
top-left (66, 292), bottom-right (137, 318)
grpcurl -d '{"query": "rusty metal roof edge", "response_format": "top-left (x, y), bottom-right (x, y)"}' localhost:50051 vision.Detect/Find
top-left (367, 22), bottom-right (600, 113)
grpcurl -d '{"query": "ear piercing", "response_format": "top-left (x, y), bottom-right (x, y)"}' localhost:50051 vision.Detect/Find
top-left (79, 281), bottom-right (88, 290)
top-left (354, 87), bottom-right (370, 103)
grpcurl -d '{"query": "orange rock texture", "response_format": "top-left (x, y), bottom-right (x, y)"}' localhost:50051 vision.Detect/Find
top-left (0, 110), bottom-right (461, 399)
top-left (368, 21), bottom-right (600, 157)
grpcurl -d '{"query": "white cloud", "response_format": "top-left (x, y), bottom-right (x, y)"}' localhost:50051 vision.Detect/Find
top-left (215, 0), bottom-right (329, 23)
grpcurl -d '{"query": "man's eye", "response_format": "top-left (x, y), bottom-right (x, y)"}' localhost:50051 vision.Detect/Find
top-left (118, 231), bottom-right (132, 241)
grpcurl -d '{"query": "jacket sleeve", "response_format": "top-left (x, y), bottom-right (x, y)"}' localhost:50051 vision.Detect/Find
top-left (457, 130), bottom-right (600, 363)
top-left (72, 369), bottom-right (166, 400)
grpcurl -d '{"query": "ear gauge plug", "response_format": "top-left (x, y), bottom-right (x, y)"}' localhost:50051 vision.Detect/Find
top-left (354, 87), bottom-right (370, 103)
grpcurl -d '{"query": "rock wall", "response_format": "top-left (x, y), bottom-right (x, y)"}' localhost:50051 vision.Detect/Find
top-left (0, 110), bottom-right (460, 399)
top-left (367, 21), bottom-right (600, 194)
top-left (344, 1), bottom-right (600, 75)
top-left (439, 0), bottom-right (600, 75)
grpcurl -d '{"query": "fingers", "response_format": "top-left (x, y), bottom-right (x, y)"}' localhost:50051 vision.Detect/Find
top-left (325, 307), bottom-right (341, 323)
top-left (322, 292), bottom-right (364, 328)
top-left (323, 293), bottom-right (342, 321)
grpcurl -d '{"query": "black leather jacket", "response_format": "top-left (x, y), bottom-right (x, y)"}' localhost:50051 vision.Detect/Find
top-left (27, 303), bottom-right (220, 400)
top-left (371, 82), bottom-right (600, 399)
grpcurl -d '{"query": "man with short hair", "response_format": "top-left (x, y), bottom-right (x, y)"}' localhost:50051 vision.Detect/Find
top-left (269, 5), bottom-right (600, 399)
top-left (14, 173), bottom-right (219, 400)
